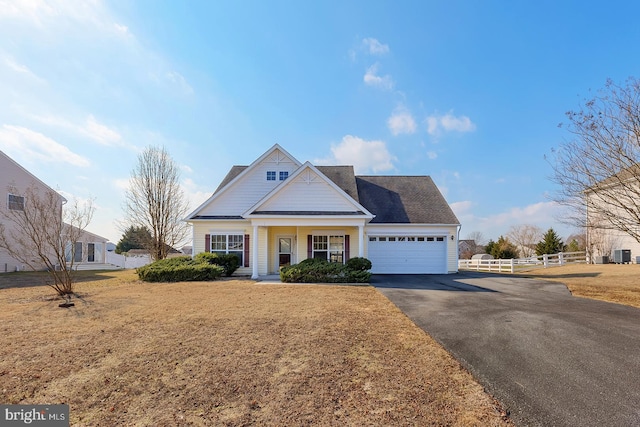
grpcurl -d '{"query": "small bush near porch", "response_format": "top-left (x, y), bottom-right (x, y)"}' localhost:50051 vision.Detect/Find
top-left (280, 257), bottom-right (372, 283)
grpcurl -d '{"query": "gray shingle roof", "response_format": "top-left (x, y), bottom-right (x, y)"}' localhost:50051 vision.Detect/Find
top-left (209, 164), bottom-right (459, 225)
top-left (355, 176), bottom-right (460, 224)
top-left (214, 166), bottom-right (247, 194)
top-left (316, 166), bottom-right (360, 202)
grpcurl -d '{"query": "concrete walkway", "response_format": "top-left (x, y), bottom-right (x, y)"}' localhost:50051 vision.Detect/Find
top-left (372, 272), bottom-right (640, 427)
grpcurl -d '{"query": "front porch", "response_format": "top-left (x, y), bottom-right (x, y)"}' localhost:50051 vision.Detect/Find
top-left (249, 222), bottom-right (367, 279)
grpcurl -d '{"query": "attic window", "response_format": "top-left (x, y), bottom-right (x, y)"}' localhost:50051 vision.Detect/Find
top-left (266, 171), bottom-right (276, 181)
top-left (279, 171), bottom-right (289, 181)
top-left (8, 194), bottom-right (25, 211)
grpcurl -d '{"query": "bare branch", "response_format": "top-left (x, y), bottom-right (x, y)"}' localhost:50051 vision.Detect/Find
top-left (550, 77), bottom-right (640, 246)
top-left (122, 146), bottom-right (190, 260)
top-left (0, 183), bottom-right (95, 295)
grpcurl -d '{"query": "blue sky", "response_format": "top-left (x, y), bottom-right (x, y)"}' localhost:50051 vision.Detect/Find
top-left (1, 0), bottom-right (640, 244)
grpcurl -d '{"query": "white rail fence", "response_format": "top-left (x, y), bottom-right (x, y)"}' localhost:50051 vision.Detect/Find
top-left (106, 252), bottom-right (152, 269)
top-left (458, 251), bottom-right (587, 274)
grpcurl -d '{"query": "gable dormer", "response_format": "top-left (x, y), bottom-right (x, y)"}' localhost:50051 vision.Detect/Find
top-left (187, 144), bottom-right (301, 219)
top-left (244, 162), bottom-right (373, 218)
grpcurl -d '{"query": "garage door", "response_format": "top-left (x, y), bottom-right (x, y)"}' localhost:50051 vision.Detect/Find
top-left (367, 236), bottom-right (447, 274)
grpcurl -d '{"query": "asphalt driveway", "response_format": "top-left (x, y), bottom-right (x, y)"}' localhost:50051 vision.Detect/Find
top-left (372, 272), bottom-right (640, 427)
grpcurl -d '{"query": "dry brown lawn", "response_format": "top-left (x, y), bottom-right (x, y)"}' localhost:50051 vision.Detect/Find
top-left (519, 263), bottom-right (640, 308)
top-left (0, 270), bottom-right (509, 426)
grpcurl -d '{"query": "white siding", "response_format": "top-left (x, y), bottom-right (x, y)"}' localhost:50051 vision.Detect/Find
top-left (198, 149), bottom-right (298, 216)
top-left (0, 151), bottom-right (62, 272)
top-left (258, 170), bottom-right (355, 212)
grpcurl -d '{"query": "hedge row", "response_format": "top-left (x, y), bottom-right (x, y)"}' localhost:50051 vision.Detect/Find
top-left (279, 257), bottom-right (372, 283)
top-left (136, 256), bottom-right (224, 282)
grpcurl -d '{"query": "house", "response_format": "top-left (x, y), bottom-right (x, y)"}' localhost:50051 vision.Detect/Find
top-left (585, 164), bottom-right (640, 263)
top-left (0, 150), bottom-right (110, 272)
top-left (186, 145), bottom-right (460, 277)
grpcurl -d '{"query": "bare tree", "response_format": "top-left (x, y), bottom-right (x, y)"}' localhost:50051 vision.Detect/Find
top-left (587, 226), bottom-right (620, 262)
top-left (123, 146), bottom-right (190, 260)
top-left (549, 77), bottom-right (640, 245)
top-left (507, 224), bottom-right (542, 258)
top-left (0, 183), bottom-right (94, 296)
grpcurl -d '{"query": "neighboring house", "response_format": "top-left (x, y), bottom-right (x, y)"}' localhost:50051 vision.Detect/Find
top-left (186, 144), bottom-right (460, 277)
top-left (585, 165), bottom-right (640, 263)
top-left (458, 239), bottom-right (478, 259)
top-left (65, 226), bottom-right (109, 269)
top-left (0, 150), bottom-right (110, 272)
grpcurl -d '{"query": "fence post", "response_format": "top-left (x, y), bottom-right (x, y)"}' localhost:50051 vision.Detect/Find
top-left (559, 252), bottom-right (564, 265)
top-left (510, 258), bottom-right (514, 273)
top-left (543, 254), bottom-right (548, 268)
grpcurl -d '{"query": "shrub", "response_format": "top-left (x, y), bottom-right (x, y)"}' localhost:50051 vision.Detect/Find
top-left (194, 252), bottom-right (241, 277)
top-left (137, 256), bottom-right (224, 282)
top-left (280, 257), bottom-right (371, 284)
top-left (346, 257), bottom-right (372, 271)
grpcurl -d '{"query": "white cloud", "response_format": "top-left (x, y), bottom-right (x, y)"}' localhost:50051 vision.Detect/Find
top-left (364, 63), bottom-right (394, 90)
top-left (316, 135), bottom-right (396, 174)
top-left (362, 38), bottom-right (390, 55)
top-left (83, 115), bottom-right (122, 145)
top-left (29, 113), bottom-right (126, 147)
top-left (387, 106), bottom-right (417, 135)
top-left (451, 200), bottom-right (474, 216)
top-left (165, 71), bottom-right (194, 95)
top-left (426, 112), bottom-right (476, 135)
top-left (0, 124), bottom-right (90, 167)
top-left (427, 151), bottom-right (438, 159)
top-left (454, 200), bottom-right (573, 240)
top-left (182, 177), bottom-right (209, 213)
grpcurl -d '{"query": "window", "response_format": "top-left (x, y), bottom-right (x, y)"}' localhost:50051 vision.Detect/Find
top-left (210, 234), bottom-right (244, 265)
top-left (8, 194), bottom-right (24, 211)
top-left (313, 235), bottom-right (344, 263)
top-left (279, 171), bottom-right (289, 181)
top-left (436, 237), bottom-right (445, 242)
top-left (266, 171), bottom-right (276, 181)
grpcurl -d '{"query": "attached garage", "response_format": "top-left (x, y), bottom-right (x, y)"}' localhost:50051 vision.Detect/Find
top-left (367, 235), bottom-right (448, 274)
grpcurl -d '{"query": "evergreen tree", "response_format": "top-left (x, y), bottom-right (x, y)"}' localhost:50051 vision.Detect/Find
top-left (486, 236), bottom-right (519, 259)
top-left (115, 226), bottom-right (152, 254)
top-left (535, 228), bottom-right (564, 255)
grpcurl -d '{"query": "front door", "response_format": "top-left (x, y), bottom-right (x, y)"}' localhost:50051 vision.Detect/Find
top-left (278, 237), bottom-right (292, 269)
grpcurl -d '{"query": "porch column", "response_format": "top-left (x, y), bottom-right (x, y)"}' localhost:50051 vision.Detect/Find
top-left (252, 225), bottom-right (259, 279)
top-left (358, 225), bottom-right (364, 257)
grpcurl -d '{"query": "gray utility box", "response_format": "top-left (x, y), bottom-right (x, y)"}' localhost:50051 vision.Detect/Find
top-left (613, 249), bottom-right (631, 264)
top-left (594, 256), bottom-right (609, 264)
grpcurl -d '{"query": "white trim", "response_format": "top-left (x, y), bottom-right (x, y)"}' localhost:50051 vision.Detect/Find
top-left (252, 225), bottom-right (259, 279)
top-left (274, 234), bottom-right (295, 272)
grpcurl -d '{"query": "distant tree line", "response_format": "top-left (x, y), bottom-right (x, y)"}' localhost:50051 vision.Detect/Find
top-left (460, 225), bottom-right (586, 259)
